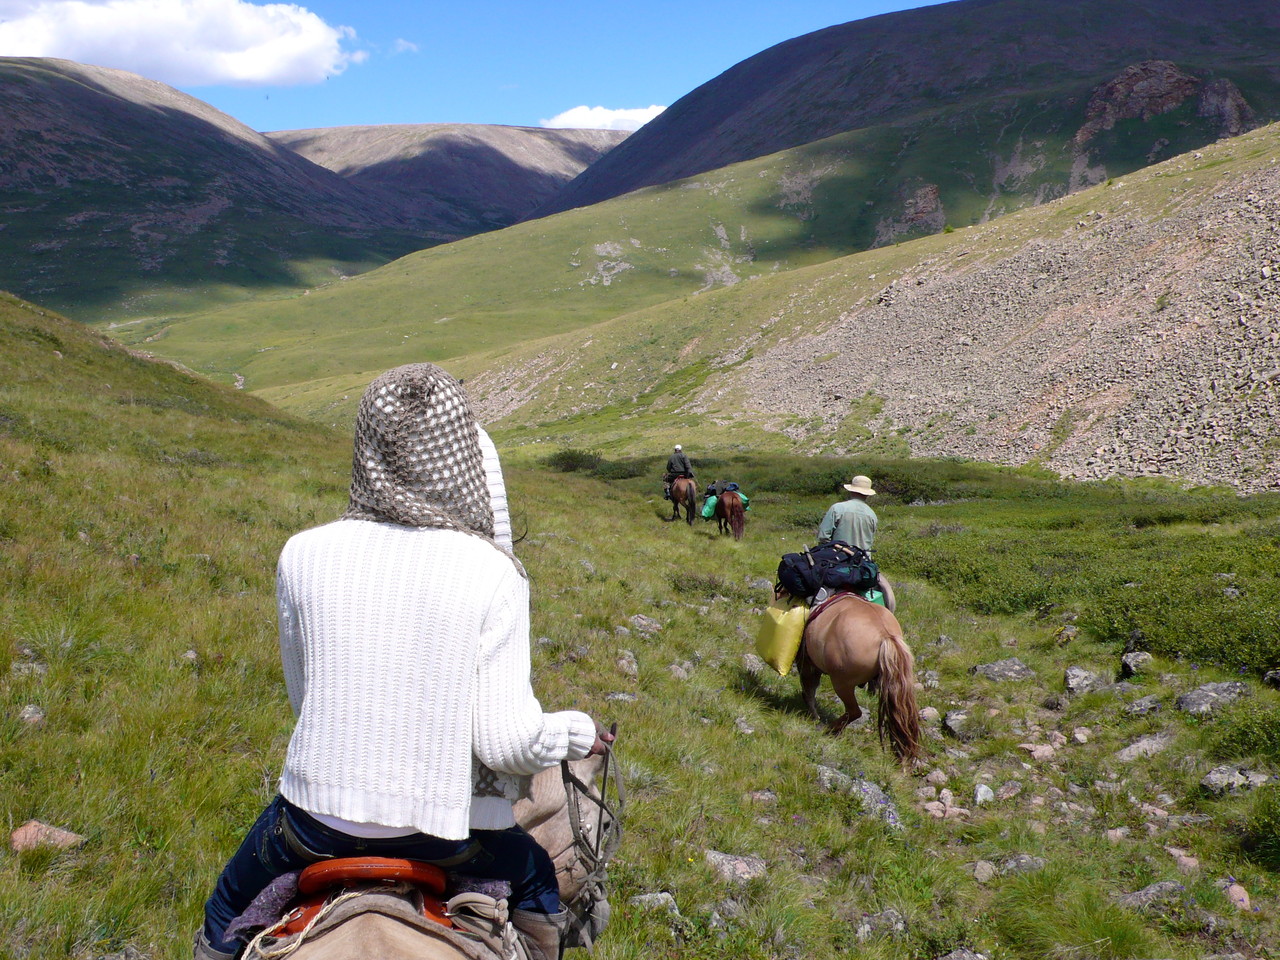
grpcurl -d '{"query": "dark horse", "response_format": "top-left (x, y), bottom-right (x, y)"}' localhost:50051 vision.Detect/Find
top-left (713, 491), bottom-right (745, 540)
top-left (669, 476), bottom-right (698, 525)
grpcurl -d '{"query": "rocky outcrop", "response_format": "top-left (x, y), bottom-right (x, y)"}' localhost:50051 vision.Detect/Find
top-left (1074, 61), bottom-right (1202, 146)
top-left (730, 133), bottom-right (1280, 492)
top-left (874, 182), bottom-right (946, 246)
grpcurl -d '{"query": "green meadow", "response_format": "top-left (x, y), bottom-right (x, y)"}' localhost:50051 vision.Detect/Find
top-left (103, 96), bottom-right (1279, 413)
top-left (4, 295), bottom-right (1280, 958)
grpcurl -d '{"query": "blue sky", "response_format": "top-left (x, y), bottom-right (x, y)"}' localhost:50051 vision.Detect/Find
top-left (0, 0), bottom-right (947, 132)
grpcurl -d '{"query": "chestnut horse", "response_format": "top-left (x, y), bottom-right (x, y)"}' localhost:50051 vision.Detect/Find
top-left (797, 594), bottom-right (921, 762)
top-left (713, 491), bottom-right (745, 540)
top-left (670, 476), bottom-right (697, 525)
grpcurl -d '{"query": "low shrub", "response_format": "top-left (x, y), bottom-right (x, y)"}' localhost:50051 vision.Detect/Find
top-left (1241, 784), bottom-right (1280, 868)
top-left (1211, 698), bottom-right (1280, 763)
top-left (540, 447), bottom-right (602, 472)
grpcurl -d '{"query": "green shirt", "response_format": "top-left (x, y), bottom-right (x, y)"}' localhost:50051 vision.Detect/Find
top-left (817, 498), bottom-right (878, 552)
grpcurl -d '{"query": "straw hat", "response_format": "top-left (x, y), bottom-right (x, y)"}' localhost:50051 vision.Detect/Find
top-left (843, 474), bottom-right (876, 496)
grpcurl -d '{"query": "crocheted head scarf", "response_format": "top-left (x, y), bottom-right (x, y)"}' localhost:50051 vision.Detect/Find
top-left (343, 363), bottom-right (494, 540)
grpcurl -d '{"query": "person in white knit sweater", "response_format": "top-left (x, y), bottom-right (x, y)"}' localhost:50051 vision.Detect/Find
top-left (196, 363), bottom-right (611, 960)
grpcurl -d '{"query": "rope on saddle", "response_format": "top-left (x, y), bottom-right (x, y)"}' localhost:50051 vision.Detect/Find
top-left (559, 735), bottom-right (625, 951)
top-left (245, 886), bottom-right (373, 959)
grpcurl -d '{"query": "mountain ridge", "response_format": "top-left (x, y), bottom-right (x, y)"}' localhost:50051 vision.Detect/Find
top-left (268, 124), bottom-right (626, 237)
top-left (537, 0), bottom-right (1280, 217)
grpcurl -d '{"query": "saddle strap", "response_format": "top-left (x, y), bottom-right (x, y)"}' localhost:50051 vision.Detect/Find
top-left (806, 591), bottom-right (857, 627)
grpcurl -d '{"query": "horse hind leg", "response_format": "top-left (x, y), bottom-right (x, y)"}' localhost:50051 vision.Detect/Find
top-left (828, 676), bottom-right (863, 735)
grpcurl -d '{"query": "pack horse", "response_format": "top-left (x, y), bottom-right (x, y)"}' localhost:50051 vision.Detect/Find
top-left (798, 595), bottom-right (921, 762)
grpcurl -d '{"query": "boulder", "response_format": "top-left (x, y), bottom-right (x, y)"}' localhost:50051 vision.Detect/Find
top-left (1200, 764), bottom-right (1272, 796)
top-left (1176, 682), bottom-right (1249, 715)
top-left (1065, 666), bottom-right (1102, 695)
top-left (943, 710), bottom-right (975, 741)
top-left (1120, 651), bottom-right (1154, 677)
top-left (970, 657), bottom-right (1035, 682)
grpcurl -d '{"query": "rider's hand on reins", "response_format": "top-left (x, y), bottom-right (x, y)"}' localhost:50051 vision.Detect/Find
top-left (588, 720), bottom-right (616, 756)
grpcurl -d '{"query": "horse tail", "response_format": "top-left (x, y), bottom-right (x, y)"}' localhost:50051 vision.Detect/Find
top-left (683, 481), bottom-right (696, 525)
top-left (876, 632), bottom-right (922, 763)
top-left (729, 495), bottom-right (745, 540)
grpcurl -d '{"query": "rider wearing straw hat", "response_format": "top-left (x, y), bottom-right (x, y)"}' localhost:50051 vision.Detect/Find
top-left (817, 474), bottom-right (895, 611)
top-left (818, 474), bottom-right (878, 550)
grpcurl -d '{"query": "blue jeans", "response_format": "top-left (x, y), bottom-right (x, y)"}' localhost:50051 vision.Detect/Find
top-left (201, 795), bottom-right (560, 955)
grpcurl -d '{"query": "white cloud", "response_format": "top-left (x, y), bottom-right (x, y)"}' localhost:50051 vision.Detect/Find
top-left (0, 0), bottom-right (361, 86)
top-left (541, 104), bottom-right (665, 132)
top-left (391, 38), bottom-right (419, 55)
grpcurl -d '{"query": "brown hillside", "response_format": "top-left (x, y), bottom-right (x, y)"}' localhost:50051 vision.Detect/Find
top-left (728, 136), bottom-right (1280, 491)
top-left (268, 124), bottom-right (627, 236)
top-left (0, 57), bottom-right (423, 315)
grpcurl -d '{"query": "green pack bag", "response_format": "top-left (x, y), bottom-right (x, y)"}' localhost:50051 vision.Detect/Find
top-left (701, 495), bottom-right (718, 519)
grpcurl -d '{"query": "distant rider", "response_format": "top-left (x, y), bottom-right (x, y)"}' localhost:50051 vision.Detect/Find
top-left (816, 474), bottom-right (896, 611)
top-left (663, 444), bottom-right (694, 500)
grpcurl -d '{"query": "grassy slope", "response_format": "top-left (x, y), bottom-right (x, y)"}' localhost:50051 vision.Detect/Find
top-left (371, 118), bottom-right (1275, 469)
top-left (112, 79), bottom-right (1270, 395)
top-left (0, 293), bottom-right (350, 957)
top-left (5, 302), bottom-right (1280, 956)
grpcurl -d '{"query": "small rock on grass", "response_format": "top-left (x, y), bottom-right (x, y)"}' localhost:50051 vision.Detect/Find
top-left (630, 892), bottom-right (680, 915)
top-left (935, 949), bottom-right (989, 960)
top-left (1114, 732), bottom-right (1173, 762)
top-left (1216, 879), bottom-right (1251, 911)
top-left (854, 907), bottom-right (907, 942)
top-left (1018, 743), bottom-right (1055, 762)
top-left (628, 614), bottom-right (663, 636)
top-left (1000, 854), bottom-right (1046, 875)
top-left (1120, 651), bottom-right (1153, 677)
top-left (705, 850), bottom-right (766, 883)
top-left (1116, 880), bottom-right (1186, 913)
top-left (970, 657), bottom-right (1035, 682)
top-left (19, 704), bottom-right (45, 725)
top-left (741, 653), bottom-right (767, 676)
top-left (1125, 694), bottom-right (1162, 716)
top-left (970, 860), bottom-right (997, 883)
top-left (974, 784), bottom-right (995, 806)
top-left (11, 820), bottom-right (85, 851)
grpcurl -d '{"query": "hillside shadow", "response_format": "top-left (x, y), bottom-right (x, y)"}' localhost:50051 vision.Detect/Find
top-left (351, 138), bottom-right (599, 234)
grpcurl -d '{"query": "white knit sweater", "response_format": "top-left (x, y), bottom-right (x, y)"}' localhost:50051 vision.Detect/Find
top-left (276, 518), bottom-right (596, 841)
